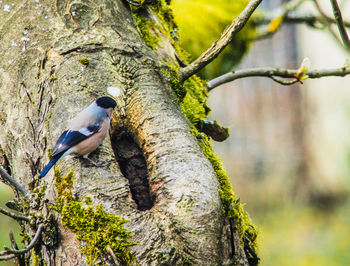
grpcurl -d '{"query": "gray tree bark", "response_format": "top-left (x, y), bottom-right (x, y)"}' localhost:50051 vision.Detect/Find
top-left (0, 0), bottom-right (250, 265)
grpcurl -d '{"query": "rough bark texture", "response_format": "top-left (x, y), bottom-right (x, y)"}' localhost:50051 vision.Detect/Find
top-left (0, 0), bottom-right (249, 265)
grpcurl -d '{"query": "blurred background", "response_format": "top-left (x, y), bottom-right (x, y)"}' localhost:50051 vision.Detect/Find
top-left (1, 0), bottom-right (349, 265)
top-left (0, 185), bottom-right (20, 266)
top-left (174, 0), bottom-right (350, 265)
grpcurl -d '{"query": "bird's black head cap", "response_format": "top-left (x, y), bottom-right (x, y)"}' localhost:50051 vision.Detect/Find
top-left (96, 96), bottom-right (117, 109)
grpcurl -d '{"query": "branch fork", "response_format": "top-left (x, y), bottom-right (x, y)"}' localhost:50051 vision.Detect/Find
top-left (178, 0), bottom-right (263, 83)
top-left (0, 224), bottom-right (44, 261)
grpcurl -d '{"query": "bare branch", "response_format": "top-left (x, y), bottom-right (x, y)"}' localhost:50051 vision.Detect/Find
top-left (0, 224), bottom-right (44, 257)
top-left (330, 0), bottom-right (350, 48)
top-left (0, 165), bottom-right (29, 197)
top-left (270, 76), bottom-right (299, 85)
top-left (0, 207), bottom-right (29, 222)
top-left (284, 13), bottom-right (350, 28)
top-left (0, 254), bottom-right (16, 261)
top-left (178, 0), bottom-right (263, 82)
top-left (256, 12), bottom-right (350, 30)
top-left (207, 66), bottom-right (350, 91)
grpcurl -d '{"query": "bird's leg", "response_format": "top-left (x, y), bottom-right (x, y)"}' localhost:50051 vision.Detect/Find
top-left (83, 155), bottom-right (104, 167)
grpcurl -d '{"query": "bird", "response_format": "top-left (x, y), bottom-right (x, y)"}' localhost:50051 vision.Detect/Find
top-left (38, 96), bottom-right (117, 178)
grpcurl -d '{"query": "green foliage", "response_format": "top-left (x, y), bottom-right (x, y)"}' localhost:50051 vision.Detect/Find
top-left (53, 168), bottom-right (137, 265)
top-left (171, 0), bottom-right (256, 79)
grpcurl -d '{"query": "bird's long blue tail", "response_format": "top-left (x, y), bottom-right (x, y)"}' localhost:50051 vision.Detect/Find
top-left (39, 155), bottom-right (62, 178)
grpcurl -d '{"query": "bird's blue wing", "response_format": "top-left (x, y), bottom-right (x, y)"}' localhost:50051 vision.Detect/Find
top-left (52, 123), bottom-right (101, 156)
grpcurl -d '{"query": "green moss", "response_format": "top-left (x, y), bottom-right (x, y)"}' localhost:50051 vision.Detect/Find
top-left (84, 196), bottom-right (93, 205)
top-left (79, 58), bottom-right (90, 65)
top-left (192, 128), bottom-right (258, 257)
top-left (161, 66), bottom-right (258, 259)
top-left (148, 0), bottom-right (177, 39)
top-left (0, 111), bottom-right (6, 124)
top-left (176, 195), bottom-right (194, 211)
top-left (31, 249), bottom-right (39, 266)
top-left (53, 168), bottom-right (137, 265)
top-left (20, 225), bottom-right (31, 244)
top-left (180, 76), bottom-right (210, 125)
top-left (131, 5), bottom-right (162, 50)
top-left (131, 0), bottom-right (183, 56)
top-left (32, 183), bottom-right (47, 203)
top-left (160, 64), bottom-right (186, 100)
top-left (193, 128), bottom-right (257, 233)
top-left (132, 0), bottom-right (258, 260)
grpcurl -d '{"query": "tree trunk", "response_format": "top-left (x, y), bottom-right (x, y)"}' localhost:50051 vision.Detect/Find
top-left (0, 1), bottom-right (255, 265)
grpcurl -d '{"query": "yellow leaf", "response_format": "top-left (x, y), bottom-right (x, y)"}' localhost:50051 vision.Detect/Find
top-left (268, 15), bottom-right (283, 33)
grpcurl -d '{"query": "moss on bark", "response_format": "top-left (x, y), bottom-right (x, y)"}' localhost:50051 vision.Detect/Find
top-left (130, 0), bottom-right (259, 263)
top-left (52, 168), bottom-right (137, 265)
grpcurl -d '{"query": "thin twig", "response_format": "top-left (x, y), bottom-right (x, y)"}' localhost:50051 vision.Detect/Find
top-left (256, 13), bottom-right (350, 29)
top-left (178, 0), bottom-right (263, 82)
top-left (253, 0), bottom-right (305, 39)
top-left (254, 0), bottom-right (350, 28)
top-left (330, 0), bottom-right (350, 48)
top-left (0, 207), bottom-right (29, 222)
top-left (9, 232), bottom-right (18, 251)
top-left (314, 0), bottom-right (350, 50)
top-left (9, 231), bottom-right (24, 266)
top-left (0, 224), bottom-right (44, 256)
top-left (328, 24), bottom-right (345, 45)
top-left (0, 254), bottom-right (16, 261)
top-left (314, 0), bottom-right (335, 22)
top-left (0, 166), bottom-right (29, 197)
top-left (106, 246), bottom-right (118, 264)
top-left (207, 66), bottom-right (350, 90)
top-left (254, 0), bottom-right (350, 42)
top-left (285, 13), bottom-right (350, 28)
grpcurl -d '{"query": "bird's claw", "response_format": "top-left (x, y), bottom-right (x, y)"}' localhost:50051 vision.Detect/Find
top-left (84, 156), bottom-right (105, 167)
